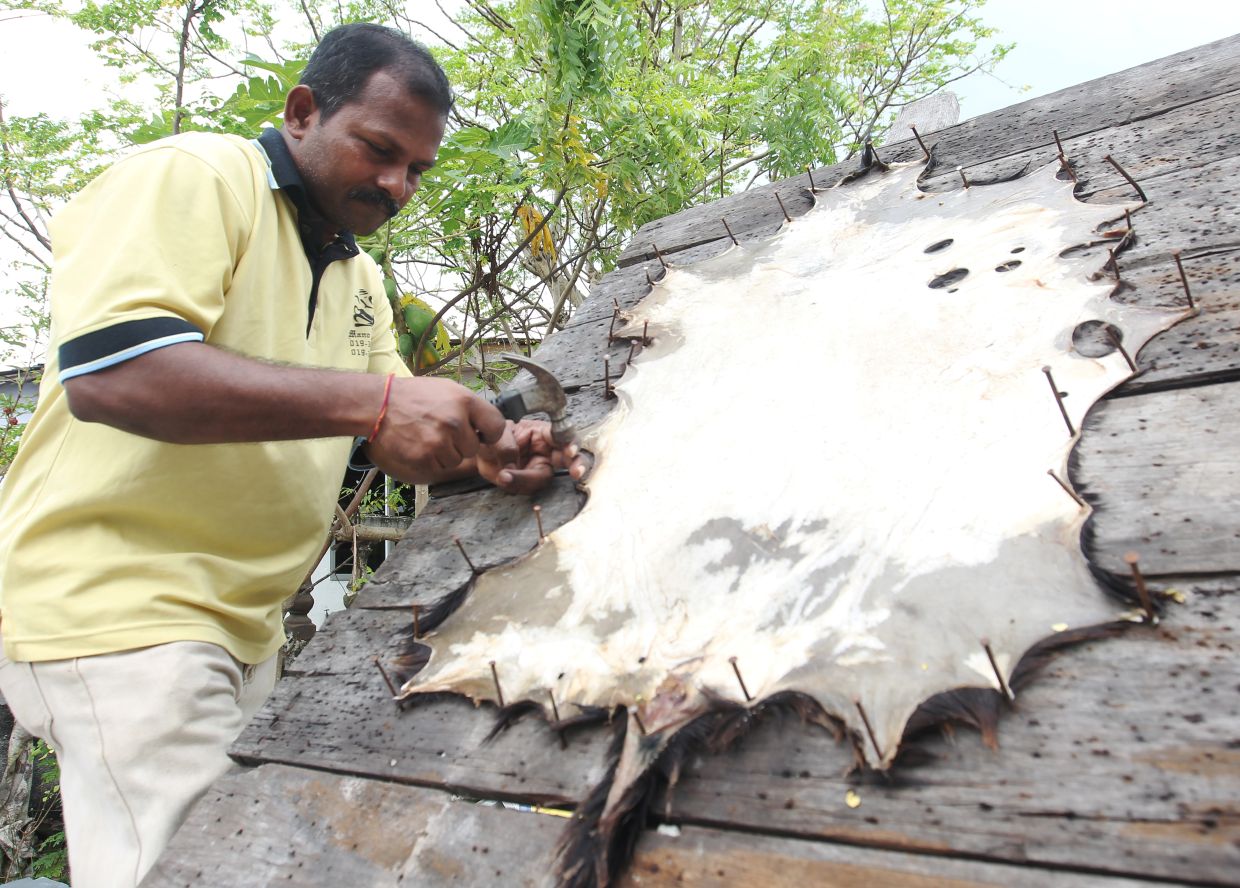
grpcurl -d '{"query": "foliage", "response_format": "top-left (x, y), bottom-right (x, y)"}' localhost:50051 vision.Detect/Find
top-left (29, 741), bottom-right (66, 882)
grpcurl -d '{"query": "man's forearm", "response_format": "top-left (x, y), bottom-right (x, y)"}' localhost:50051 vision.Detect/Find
top-left (64, 342), bottom-right (384, 444)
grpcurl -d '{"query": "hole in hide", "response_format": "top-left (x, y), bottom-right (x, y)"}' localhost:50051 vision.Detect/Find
top-left (1072, 320), bottom-right (1122, 358)
top-left (928, 268), bottom-right (969, 289)
top-left (1011, 246), bottom-right (1025, 253)
top-left (995, 260), bottom-right (1022, 273)
top-left (924, 239), bottom-right (954, 254)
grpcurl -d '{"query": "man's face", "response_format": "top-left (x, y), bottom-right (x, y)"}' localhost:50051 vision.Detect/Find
top-left (286, 70), bottom-right (446, 237)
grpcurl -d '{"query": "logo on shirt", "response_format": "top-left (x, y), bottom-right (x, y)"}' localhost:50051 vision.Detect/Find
top-left (350, 288), bottom-right (373, 358)
top-left (353, 289), bottom-right (374, 327)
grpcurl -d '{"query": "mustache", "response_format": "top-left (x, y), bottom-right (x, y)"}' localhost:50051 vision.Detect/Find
top-left (347, 187), bottom-right (400, 219)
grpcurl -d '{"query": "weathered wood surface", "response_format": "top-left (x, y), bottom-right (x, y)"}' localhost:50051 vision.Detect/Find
top-left (236, 569), bottom-right (1240, 883)
top-left (1078, 383), bottom-right (1240, 575)
top-left (659, 574), bottom-right (1240, 885)
top-left (146, 764), bottom-right (1184, 888)
top-left (185, 38), bottom-right (1240, 888)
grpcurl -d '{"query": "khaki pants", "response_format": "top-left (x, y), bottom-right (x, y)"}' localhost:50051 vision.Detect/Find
top-left (0, 639), bottom-right (277, 888)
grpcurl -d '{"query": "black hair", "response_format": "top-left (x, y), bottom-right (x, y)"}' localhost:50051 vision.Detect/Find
top-left (300, 23), bottom-right (453, 119)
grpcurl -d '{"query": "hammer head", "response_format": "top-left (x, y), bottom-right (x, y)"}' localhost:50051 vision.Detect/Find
top-left (498, 353), bottom-right (576, 446)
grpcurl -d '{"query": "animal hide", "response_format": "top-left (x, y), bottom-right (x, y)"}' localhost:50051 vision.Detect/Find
top-left (399, 157), bottom-right (1189, 884)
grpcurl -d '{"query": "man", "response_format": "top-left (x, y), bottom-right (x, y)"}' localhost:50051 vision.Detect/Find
top-left (0, 23), bottom-right (580, 887)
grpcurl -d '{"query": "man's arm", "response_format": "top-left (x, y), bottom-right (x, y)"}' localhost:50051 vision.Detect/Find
top-left (64, 341), bottom-right (508, 484)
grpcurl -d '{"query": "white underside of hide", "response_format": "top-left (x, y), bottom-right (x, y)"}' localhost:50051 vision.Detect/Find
top-left (403, 161), bottom-right (1185, 766)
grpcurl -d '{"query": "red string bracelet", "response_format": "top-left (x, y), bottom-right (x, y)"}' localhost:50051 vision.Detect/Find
top-left (367, 372), bottom-right (396, 443)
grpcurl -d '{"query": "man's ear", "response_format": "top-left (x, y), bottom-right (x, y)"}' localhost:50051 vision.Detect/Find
top-left (283, 85), bottom-right (318, 139)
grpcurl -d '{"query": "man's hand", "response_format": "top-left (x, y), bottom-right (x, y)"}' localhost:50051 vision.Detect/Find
top-left (365, 377), bottom-right (508, 482)
top-left (475, 420), bottom-right (586, 494)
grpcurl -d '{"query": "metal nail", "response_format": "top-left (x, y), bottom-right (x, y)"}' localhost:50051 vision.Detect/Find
top-left (1053, 128), bottom-right (1066, 157)
top-left (854, 699), bottom-right (883, 762)
top-left (603, 356), bottom-right (614, 399)
top-left (607, 307), bottom-right (618, 345)
top-left (1042, 366), bottom-right (1076, 437)
top-left (957, 166), bottom-right (969, 189)
top-left (721, 217), bottom-right (739, 246)
top-left (865, 140), bottom-right (882, 165)
top-left (453, 536), bottom-right (477, 573)
top-left (1172, 251), bottom-right (1195, 310)
top-left (774, 192), bottom-right (792, 223)
top-left (1105, 325), bottom-right (1138, 372)
top-left (642, 320), bottom-right (650, 346)
top-left (533, 504), bottom-right (545, 542)
top-left (981, 639), bottom-right (1014, 701)
top-left (728, 656), bottom-right (753, 702)
top-left (651, 242), bottom-right (669, 269)
top-left (910, 124), bottom-right (930, 160)
top-left (631, 706), bottom-right (648, 736)
top-left (1103, 154), bottom-right (1148, 203)
top-left (1107, 247), bottom-right (1122, 282)
top-left (548, 690), bottom-right (567, 749)
top-left (1123, 552), bottom-right (1156, 622)
top-left (1046, 469), bottom-right (1087, 508)
top-left (627, 340), bottom-right (639, 364)
top-left (489, 660), bottom-right (506, 707)
top-left (1124, 208), bottom-right (1134, 232)
top-left (374, 656), bottom-right (399, 698)
top-left (1057, 153), bottom-right (1078, 184)
top-left (805, 165), bottom-right (818, 194)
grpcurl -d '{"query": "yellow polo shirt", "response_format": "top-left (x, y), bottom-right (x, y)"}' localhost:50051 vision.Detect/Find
top-left (0, 130), bottom-right (408, 664)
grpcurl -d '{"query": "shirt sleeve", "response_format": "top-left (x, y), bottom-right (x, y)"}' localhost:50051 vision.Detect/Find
top-left (48, 137), bottom-right (255, 383)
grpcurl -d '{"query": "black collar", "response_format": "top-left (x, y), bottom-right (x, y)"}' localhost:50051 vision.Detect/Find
top-left (255, 127), bottom-right (359, 259)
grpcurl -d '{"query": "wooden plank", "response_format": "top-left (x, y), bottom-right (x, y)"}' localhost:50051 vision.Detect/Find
top-left (143, 764), bottom-right (564, 887)
top-left (148, 764), bottom-right (1174, 887)
top-left (616, 34), bottom-right (1240, 267)
top-left (621, 824), bottom-right (1183, 888)
top-left (658, 573), bottom-right (1240, 885)
top-left (354, 474), bottom-right (582, 610)
top-left (1077, 382), bottom-right (1240, 575)
top-left (231, 663), bottom-right (613, 804)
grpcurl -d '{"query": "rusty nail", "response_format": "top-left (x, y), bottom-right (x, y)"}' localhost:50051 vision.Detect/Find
top-left (1103, 154), bottom-right (1147, 203)
top-left (1042, 366), bottom-right (1076, 437)
top-left (1124, 208), bottom-right (1134, 232)
top-left (957, 166), bottom-right (969, 189)
top-left (642, 320), bottom-right (650, 346)
top-left (805, 165), bottom-right (818, 194)
top-left (453, 536), bottom-right (477, 573)
top-left (854, 699), bottom-right (883, 763)
top-left (910, 124), bottom-right (930, 160)
top-left (1172, 251), bottom-right (1195, 310)
top-left (728, 656), bottom-right (753, 702)
top-left (1105, 325), bottom-right (1138, 372)
top-left (607, 307), bottom-right (618, 345)
top-left (489, 660), bottom-right (506, 707)
top-left (631, 706), bottom-right (647, 736)
top-left (533, 504), bottom-right (545, 542)
top-left (1057, 153), bottom-right (1078, 184)
top-left (981, 639), bottom-right (1014, 701)
top-left (627, 340), bottom-right (639, 364)
top-left (865, 140), bottom-right (882, 164)
top-left (548, 690), bottom-right (567, 749)
top-left (412, 604), bottom-right (421, 639)
top-left (1107, 247), bottom-right (1122, 282)
top-left (373, 656), bottom-right (399, 698)
top-left (1123, 552), bottom-right (1156, 622)
top-left (721, 217), bottom-right (739, 246)
top-left (1053, 128), bottom-right (1066, 157)
top-left (774, 191), bottom-right (792, 223)
top-left (603, 356), bottom-right (614, 399)
top-left (651, 242), bottom-right (668, 269)
top-left (1046, 469), bottom-right (1087, 508)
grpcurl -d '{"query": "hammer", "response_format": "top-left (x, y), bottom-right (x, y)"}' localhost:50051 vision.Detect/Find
top-left (489, 354), bottom-right (576, 447)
